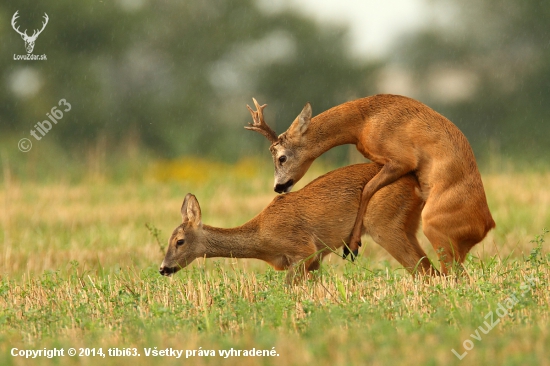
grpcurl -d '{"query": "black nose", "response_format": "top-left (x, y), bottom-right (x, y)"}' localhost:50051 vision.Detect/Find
top-left (159, 266), bottom-right (176, 276)
top-left (274, 179), bottom-right (294, 193)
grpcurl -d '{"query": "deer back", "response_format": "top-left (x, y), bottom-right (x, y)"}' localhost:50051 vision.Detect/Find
top-left (256, 163), bottom-right (421, 251)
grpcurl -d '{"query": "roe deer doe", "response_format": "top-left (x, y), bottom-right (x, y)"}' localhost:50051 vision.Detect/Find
top-left (245, 95), bottom-right (495, 273)
top-left (159, 164), bottom-right (437, 283)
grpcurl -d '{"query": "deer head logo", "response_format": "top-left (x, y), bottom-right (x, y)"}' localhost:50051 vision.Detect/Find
top-left (11, 11), bottom-right (49, 54)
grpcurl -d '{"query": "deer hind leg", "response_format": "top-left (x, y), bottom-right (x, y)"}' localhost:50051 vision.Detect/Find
top-left (422, 203), bottom-right (484, 275)
top-left (422, 224), bottom-right (462, 275)
top-left (364, 177), bottom-right (438, 276)
top-left (368, 229), bottom-right (434, 275)
top-left (348, 161), bottom-right (415, 258)
top-left (405, 230), bottom-right (440, 276)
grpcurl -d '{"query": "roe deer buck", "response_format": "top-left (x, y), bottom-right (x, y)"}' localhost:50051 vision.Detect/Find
top-left (159, 164), bottom-right (438, 283)
top-left (245, 95), bottom-right (495, 273)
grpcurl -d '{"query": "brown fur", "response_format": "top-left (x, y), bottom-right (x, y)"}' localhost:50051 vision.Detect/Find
top-left (159, 164), bottom-right (437, 283)
top-left (250, 94), bottom-right (495, 274)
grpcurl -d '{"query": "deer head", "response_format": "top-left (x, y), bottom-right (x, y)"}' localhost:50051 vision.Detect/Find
top-left (159, 194), bottom-right (204, 276)
top-left (12, 11), bottom-right (49, 54)
top-left (246, 99), bottom-right (314, 193)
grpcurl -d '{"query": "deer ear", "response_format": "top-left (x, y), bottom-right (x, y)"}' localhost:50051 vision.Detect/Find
top-left (186, 195), bottom-right (202, 227)
top-left (298, 102), bottom-right (312, 134)
top-left (288, 102), bottom-right (312, 139)
top-left (181, 193), bottom-right (194, 224)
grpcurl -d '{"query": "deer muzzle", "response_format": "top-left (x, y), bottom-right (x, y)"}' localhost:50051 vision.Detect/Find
top-left (274, 179), bottom-right (294, 194)
top-left (159, 264), bottom-right (177, 276)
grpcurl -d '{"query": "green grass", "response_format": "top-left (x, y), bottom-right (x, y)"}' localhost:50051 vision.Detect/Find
top-left (0, 157), bottom-right (549, 365)
top-left (0, 250), bottom-right (548, 366)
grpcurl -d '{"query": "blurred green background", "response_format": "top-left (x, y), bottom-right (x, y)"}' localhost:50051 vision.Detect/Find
top-left (1, 4), bottom-right (549, 363)
top-left (1, 0), bottom-right (549, 180)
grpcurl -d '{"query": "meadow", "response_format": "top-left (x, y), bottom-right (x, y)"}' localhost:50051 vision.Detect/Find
top-left (0, 155), bottom-right (549, 366)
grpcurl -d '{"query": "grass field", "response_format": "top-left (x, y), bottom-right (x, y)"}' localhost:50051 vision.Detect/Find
top-left (0, 157), bottom-right (549, 365)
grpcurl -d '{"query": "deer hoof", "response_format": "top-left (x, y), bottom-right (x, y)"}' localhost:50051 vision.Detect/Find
top-left (342, 246), bottom-right (361, 261)
top-left (342, 246), bottom-right (350, 259)
top-left (343, 237), bottom-right (362, 260)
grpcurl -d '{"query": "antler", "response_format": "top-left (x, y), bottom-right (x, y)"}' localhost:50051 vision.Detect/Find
top-left (11, 11), bottom-right (27, 37)
top-left (245, 98), bottom-right (278, 143)
top-left (11, 11), bottom-right (48, 40)
top-left (30, 13), bottom-right (49, 39)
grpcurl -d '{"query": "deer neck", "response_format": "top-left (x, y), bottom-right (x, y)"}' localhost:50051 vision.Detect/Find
top-left (303, 106), bottom-right (361, 160)
top-left (201, 219), bottom-right (264, 260)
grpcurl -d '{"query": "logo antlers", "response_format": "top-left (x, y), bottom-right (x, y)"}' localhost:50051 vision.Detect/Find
top-left (11, 11), bottom-right (49, 54)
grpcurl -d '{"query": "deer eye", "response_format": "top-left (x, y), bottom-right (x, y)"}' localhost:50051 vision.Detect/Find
top-left (278, 155), bottom-right (287, 164)
top-left (176, 239), bottom-right (185, 246)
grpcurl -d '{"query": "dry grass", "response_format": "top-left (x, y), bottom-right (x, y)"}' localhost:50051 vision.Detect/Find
top-left (0, 159), bottom-right (549, 365)
top-left (1, 163), bottom-right (548, 275)
top-left (0, 256), bottom-right (548, 365)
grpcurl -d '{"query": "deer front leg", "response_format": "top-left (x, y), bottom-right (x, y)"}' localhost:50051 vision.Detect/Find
top-left (345, 162), bottom-right (413, 259)
top-left (285, 262), bottom-right (309, 285)
top-left (285, 243), bottom-right (319, 284)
